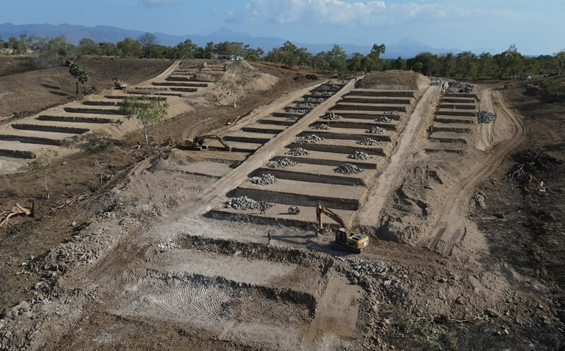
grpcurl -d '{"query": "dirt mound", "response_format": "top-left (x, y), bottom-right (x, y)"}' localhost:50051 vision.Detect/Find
top-left (360, 70), bottom-right (429, 92)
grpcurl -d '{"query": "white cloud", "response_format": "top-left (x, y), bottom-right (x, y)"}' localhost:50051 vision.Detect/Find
top-left (234, 0), bottom-right (530, 26)
top-left (142, 0), bottom-right (186, 8)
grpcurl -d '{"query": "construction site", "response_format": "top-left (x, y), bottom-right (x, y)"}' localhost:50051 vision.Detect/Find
top-left (0, 56), bottom-right (563, 351)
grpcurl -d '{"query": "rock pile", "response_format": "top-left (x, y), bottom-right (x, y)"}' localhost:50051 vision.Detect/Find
top-left (357, 138), bottom-right (381, 146)
top-left (297, 134), bottom-right (324, 144)
top-left (321, 113), bottom-right (343, 120)
top-left (445, 81), bottom-right (477, 94)
top-left (286, 115), bottom-right (300, 121)
top-left (306, 97), bottom-right (325, 103)
top-left (297, 102), bottom-right (316, 109)
top-left (313, 91), bottom-right (334, 97)
top-left (348, 151), bottom-right (373, 160)
top-left (286, 148), bottom-right (310, 156)
top-left (366, 126), bottom-right (386, 134)
top-left (287, 108), bottom-right (308, 114)
top-left (312, 123), bottom-right (331, 130)
top-left (250, 174), bottom-right (278, 185)
top-left (376, 116), bottom-right (394, 123)
top-left (223, 196), bottom-right (274, 210)
top-left (334, 163), bottom-right (364, 175)
top-left (477, 110), bottom-right (497, 123)
top-left (267, 158), bottom-right (298, 168)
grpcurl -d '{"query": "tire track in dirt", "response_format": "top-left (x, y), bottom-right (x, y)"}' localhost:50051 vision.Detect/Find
top-left (476, 87), bottom-right (495, 151)
top-left (426, 89), bottom-right (525, 256)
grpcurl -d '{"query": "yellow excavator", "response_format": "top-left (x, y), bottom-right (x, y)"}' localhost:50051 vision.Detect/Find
top-left (60, 55), bottom-right (79, 66)
top-left (315, 203), bottom-right (369, 254)
top-left (113, 78), bottom-right (128, 90)
top-left (185, 135), bottom-right (232, 151)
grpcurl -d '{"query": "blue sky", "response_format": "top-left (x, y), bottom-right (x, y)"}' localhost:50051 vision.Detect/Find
top-left (2, 0), bottom-right (564, 54)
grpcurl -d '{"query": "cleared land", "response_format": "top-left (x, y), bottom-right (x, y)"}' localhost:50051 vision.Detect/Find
top-left (0, 62), bottom-right (563, 351)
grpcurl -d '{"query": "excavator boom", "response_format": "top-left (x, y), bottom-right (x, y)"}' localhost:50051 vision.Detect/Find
top-left (315, 203), bottom-right (369, 253)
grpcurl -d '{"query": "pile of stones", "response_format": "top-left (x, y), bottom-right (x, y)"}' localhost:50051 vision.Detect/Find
top-left (306, 97), bottom-right (325, 103)
top-left (297, 134), bottom-right (324, 144)
top-left (312, 123), bottom-right (331, 130)
top-left (348, 151), bottom-right (373, 160)
top-left (223, 196), bottom-right (261, 210)
top-left (375, 116), bottom-right (394, 123)
top-left (286, 148), bottom-right (310, 156)
top-left (357, 138), bottom-right (381, 146)
top-left (477, 110), bottom-right (497, 123)
top-left (250, 174), bottom-right (278, 185)
top-left (286, 115), bottom-right (300, 121)
top-left (267, 158), bottom-right (298, 168)
top-left (321, 113), bottom-right (343, 120)
top-left (334, 163), bottom-right (364, 175)
top-left (313, 91), bottom-right (334, 97)
top-left (366, 126), bottom-right (386, 134)
top-left (287, 108), bottom-right (308, 114)
top-left (297, 102), bottom-right (316, 109)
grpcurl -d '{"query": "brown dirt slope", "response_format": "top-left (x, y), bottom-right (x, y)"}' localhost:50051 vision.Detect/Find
top-left (0, 56), bottom-right (172, 118)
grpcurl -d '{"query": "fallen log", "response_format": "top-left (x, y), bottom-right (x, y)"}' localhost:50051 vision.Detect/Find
top-left (0, 203), bottom-right (33, 227)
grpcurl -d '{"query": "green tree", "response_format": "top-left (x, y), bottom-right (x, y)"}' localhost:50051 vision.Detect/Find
top-left (371, 44), bottom-right (386, 58)
top-left (347, 53), bottom-right (364, 72)
top-left (326, 45), bottom-right (348, 74)
top-left (407, 52), bottom-right (438, 76)
top-left (137, 32), bottom-right (158, 58)
top-left (393, 56), bottom-right (406, 70)
top-left (172, 38), bottom-right (198, 59)
top-left (119, 96), bottom-right (169, 145)
top-left (455, 51), bottom-right (478, 78)
top-left (47, 35), bottom-right (72, 56)
top-left (98, 42), bottom-right (119, 56)
top-left (438, 53), bottom-right (456, 77)
top-left (68, 63), bottom-right (82, 98)
top-left (219, 61), bottom-right (256, 108)
top-left (117, 37), bottom-right (142, 57)
top-left (477, 52), bottom-right (495, 77)
top-left (77, 69), bottom-right (89, 95)
top-left (554, 49), bottom-right (565, 76)
top-left (78, 38), bottom-right (98, 55)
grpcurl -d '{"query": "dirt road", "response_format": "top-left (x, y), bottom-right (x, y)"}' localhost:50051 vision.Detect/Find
top-left (425, 89), bottom-right (526, 255)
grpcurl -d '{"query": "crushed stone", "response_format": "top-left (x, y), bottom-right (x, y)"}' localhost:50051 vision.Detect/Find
top-left (348, 151), bottom-right (373, 160)
top-left (334, 163), bottom-right (364, 175)
top-left (286, 148), bottom-right (310, 156)
top-left (267, 158), bottom-right (298, 168)
top-left (249, 174), bottom-right (278, 185)
top-left (297, 134), bottom-right (324, 144)
top-left (366, 126), bottom-right (386, 134)
top-left (357, 138), bottom-right (382, 146)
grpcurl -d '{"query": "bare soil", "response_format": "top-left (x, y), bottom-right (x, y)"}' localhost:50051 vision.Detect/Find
top-left (0, 61), bottom-right (563, 351)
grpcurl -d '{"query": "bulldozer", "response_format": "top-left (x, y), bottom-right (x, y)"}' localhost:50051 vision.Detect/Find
top-left (315, 203), bottom-right (369, 254)
top-left (185, 135), bottom-right (232, 151)
top-left (113, 78), bottom-right (128, 90)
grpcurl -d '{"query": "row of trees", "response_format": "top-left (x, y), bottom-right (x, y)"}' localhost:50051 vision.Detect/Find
top-left (2, 33), bottom-right (564, 80)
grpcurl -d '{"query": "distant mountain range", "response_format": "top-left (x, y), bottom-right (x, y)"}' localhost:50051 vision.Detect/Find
top-left (0, 23), bottom-right (496, 58)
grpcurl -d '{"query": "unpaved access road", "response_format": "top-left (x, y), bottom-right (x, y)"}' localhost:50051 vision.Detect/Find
top-left (425, 89), bottom-right (526, 256)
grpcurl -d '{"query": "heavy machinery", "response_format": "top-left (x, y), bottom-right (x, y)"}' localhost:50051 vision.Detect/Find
top-left (288, 206), bottom-right (300, 215)
top-left (113, 78), bottom-right (128, 90)
top-left (60, 55), bottom-right (79, 66)
top-left (315, 203), bottom-right (369, 254)
top-left (185, 135), bottom-right (232, 151)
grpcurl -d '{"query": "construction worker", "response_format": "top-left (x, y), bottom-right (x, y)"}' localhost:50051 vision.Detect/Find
top-left (259, 201), bottom-right (267, 214)
top-left (267, 232), bottom-right (272, 245)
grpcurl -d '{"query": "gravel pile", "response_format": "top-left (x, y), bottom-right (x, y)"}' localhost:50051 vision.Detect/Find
top-left (334, 163), bottom-right (364, 175)
top-left (286, 115), bottom-right (300, 121)
top-left (312, 123), bottom-right (331, 130)
top-left (321, 113), bottom-right (343, 120)
top-left (286, 148), bottom-right (310, 156)
top-left (313, 91), bottom-right (334, 97)
top-left (297, 102), bottom-right (316, 109)
top-left (366, 126), bottom-right (386, 134)
top-left (477, 110), bottom-right (497, 123)
top-left (375, 116), bottom-right (394, 123)
top-left (287, 108), bottom-right (308, 114)
top-left (444, 81), bottom-right (477, 94)
top-left (250, 174), bottom-right (278, 185)
top-left (224, 196), bottom-right (259, 210)
top-left (357, 138), bottom-right (381, 146)
top-left (348, 151), bottom-right (373, 160)
top-left (267, 158), bottom-right (298, 168)
top-left (383, 111), bottom-right (400, 116)
top-left (297, 134), bottom-right (324, 144)
top-left (306, 97), bottom-right (325, 103)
